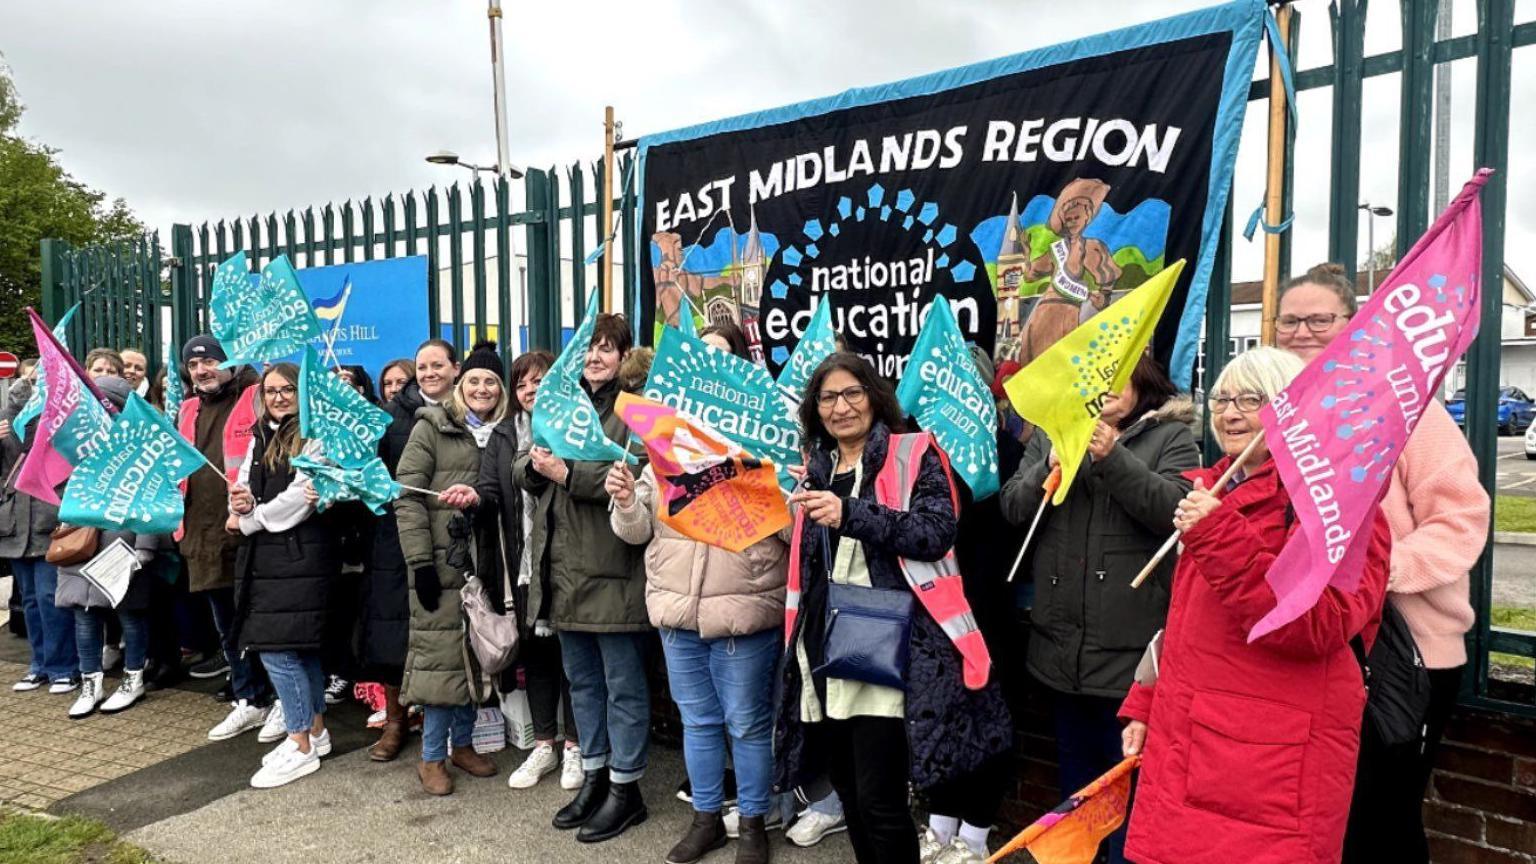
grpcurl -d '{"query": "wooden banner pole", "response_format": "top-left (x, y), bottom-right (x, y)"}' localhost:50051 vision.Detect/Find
top-left (1130, 434), bottom-right (1264, 588)
top-left (602, 105), bottom-right (616, 314)
top-left (1260, 2), bottom-right (1293, 347)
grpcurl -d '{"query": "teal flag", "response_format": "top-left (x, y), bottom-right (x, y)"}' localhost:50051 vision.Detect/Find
top-left (895, 295), bottom-right (999, 499)
top-left (644, 324), bottom-right (801, 489)
top-left (208, 251), bottom-right (257, 347)
top-left (292, 454), bottom-right (401, 515)
top-left (14, 303), bottom-right (78, 442)
top-left (773, 300), bottom-right (836, 406)
top-left (216, 254), bottom-right (323, 368)
top-left (54, 378), bottom-right (116, 468)
top-left (161, 337), bottom-right (184, 423)
top-left (60, 393), bottom-right (203, 532)
top-left (299, 346), bottom-right (391, 468)
top-left (532, 291), bottom-right (629, 463)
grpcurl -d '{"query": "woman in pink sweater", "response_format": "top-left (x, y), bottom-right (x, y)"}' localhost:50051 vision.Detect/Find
top-left (1276, 262), bottom-right (1491, 864)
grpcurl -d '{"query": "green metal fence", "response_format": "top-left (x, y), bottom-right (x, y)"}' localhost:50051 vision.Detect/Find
top-left (37, 0), bottom-right (1536, 715)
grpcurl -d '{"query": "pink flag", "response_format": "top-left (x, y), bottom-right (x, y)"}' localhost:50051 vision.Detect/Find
top-left (14, 308), bottom-right (115, 505)
top-left (1252, 170), bottom-right (1490, 641)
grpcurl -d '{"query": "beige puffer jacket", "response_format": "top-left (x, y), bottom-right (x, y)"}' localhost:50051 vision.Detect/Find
top-left (610, 465), bottom-right (788, 639)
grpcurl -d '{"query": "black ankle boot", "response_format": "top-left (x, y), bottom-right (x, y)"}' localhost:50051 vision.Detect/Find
top-left (666, 810), bottom-right (727, 864)
top-left (553, 770), bottom-right (609, 830)
top-left (577, 780), bottom-right (648, 843)
top-left (736, 815), bottom-right (770, 864)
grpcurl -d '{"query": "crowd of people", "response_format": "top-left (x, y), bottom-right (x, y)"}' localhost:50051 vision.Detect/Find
top-left (0, 262), bottom-right (1490, 864)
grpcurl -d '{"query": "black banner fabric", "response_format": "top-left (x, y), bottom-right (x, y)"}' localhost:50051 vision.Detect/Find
top-left (636, 0), bottom-right (1265, 387)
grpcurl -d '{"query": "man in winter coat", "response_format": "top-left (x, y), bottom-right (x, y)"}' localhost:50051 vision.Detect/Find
top-left (176, 335), bottom-right (269, 739)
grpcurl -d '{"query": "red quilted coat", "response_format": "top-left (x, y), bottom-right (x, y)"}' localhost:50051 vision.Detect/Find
top-left (1118, 456), bottom-right (1390, 864)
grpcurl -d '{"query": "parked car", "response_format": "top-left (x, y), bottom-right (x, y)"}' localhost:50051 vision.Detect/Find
top-left (1525, 422), bottom-right (1536, 460)
top-left (1446, 386), bottom-right (1536, 435)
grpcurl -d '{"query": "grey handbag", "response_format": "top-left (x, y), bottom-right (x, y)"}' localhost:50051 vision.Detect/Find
top-left (461, 574), bottom-right (519, 676)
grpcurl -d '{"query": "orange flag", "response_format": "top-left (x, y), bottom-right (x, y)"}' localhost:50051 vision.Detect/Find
top-left (987, 756), bottom-right (1139, 864)
top-left (615, 392), bottom-right (790, 553)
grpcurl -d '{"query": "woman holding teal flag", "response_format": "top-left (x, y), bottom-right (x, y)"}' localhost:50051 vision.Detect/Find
top-left (227, 362), bottom-right (339, 790)
top-left (395, 341), bottom-right (506, 796)
top-left (515, 313), bottom-right (650, 844)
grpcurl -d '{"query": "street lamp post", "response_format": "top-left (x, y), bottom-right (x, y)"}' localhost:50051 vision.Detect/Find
top-left (1358, 202), bottom-right (1394, 292)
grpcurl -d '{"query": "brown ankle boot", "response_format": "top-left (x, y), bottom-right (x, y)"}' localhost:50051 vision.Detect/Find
top-left (451, 747), bottom-right (498, 778)
top-left (369, 687), bottom-right (406, 762)
top-left (418, 760), bottom-right (453, 796)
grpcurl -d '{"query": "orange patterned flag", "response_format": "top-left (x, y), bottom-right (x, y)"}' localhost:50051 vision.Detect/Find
top-left (615, 392), bottom-right (790, 553)
top-left (988, 756), bottom-right (1138, 864)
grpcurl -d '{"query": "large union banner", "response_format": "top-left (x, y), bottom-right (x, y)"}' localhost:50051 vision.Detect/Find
top-left (636, 0), bottom-right (1265, 387)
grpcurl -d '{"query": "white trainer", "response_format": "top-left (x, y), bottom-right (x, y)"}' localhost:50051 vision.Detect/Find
top-left (723, 805), bottom-right (784, 839)
top-left (67, 673), bottom-right (106, 719)
top-left (250, 741), bottom-right (320, 788)
top-left (48, 678), bottom-right (80, 695)
top-left (311, 728), bottom-right (332, 758)
top-left (507, 742), bottom-right (558, 789)
top-left (559, 744), bottom-right (584, 791)
top-left (100, 669), bottom-right (146, 714)
top-left (933, 837), bottom-right (986, 864)
top-left (208, 699), bottom-right (268, 741)
top-left (786, 808), bottom-right (848, 848)
top-left (257, 700), bottom-right (287, 743)
top-left (262, 729), bottom-right (331, 766)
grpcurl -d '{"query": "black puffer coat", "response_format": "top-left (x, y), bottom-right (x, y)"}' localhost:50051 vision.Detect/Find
top-left (233, 424), bottom-right (339, 652)
top-left (360, 381), bottom-right (425, 675)
top-left (773, 423), bottom-right (1013, 793)
top-left (473, 416), bottom-right (525, 625)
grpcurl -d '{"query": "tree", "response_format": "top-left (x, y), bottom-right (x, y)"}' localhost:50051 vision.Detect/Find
top-left (0, 56), bottom-right (143, 354)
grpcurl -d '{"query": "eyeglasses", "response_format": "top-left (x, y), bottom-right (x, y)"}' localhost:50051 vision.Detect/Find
top-left (262, 385), bottom-right (297, 398)
top-left (1275, 313), bottom-right (1347, 333)
top-left (816, 385), bottom-right (869, 408)
top-left (1207, 393), bottom-right (1267, 414)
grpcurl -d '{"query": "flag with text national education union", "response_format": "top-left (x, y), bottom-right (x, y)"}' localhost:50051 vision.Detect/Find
top-left (15, 308), bottom-right (117, 505)
top-left (291, 454), bottom-right (401, 515)
top-left (299, 346), bottom-right (391, 468)
top-left (615, 392), bottom-right (790, 553)
top-left (986, 757), bottom-right (1138, 864)
top-left (1252, 170), bottom-right (1489, 642)
top-left (532, 291), bottom-right (629, 463)
top-left (60, 393), bottom-right (203, 533)
top-left (897, 295), bottom-right (999, 499)
top-left (213, 254), bottom-right (324, 368)
top-left (14, 303), bottom-right (77, 442)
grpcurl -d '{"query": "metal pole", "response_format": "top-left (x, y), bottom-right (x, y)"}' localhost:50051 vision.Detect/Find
top-left (1366, 210), bottom-right (1375, 292)
top-left (488, 0), bottom-right (512, 180)
top-left (1433, 0), bottom-right (1454, 216)
top-left (1259, 3), bottom-right (1293, 347)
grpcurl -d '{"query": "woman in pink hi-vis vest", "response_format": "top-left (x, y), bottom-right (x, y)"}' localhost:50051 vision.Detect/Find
top-left (774, 353), bottom-right (1010, 864)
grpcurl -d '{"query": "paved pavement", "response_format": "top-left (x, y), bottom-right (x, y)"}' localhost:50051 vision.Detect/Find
top-left (1496, 436), bottom-right (1536, 497)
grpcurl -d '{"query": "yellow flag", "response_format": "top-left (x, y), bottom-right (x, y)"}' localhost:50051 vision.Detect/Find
top-left (1004, 260), bottom-right (1185, 505)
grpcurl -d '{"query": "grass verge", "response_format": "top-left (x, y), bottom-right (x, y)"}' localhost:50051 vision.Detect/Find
top-left (1491, 605), bottom-right (1536, 675)
top-left (0, 810), bottom-right (157, 864)
top-left (1496, 496), bottom-right (1536, 534)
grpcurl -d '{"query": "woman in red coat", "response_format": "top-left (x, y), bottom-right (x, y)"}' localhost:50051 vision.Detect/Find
top-left (1118, 346), bottom-right (1391, 864)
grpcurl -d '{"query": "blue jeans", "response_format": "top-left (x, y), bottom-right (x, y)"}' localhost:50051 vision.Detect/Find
top-left (560, 631), bottom-right (650, 784)
top-left (662, 627), bottom-right (777, 816)
top-left (74, 608), bottom-right (148, 675)
top-left (206, 587), bottom-right (267, 704)
top-left (1053, 691), bottom-right (1133, 864)
top-left (260, 651), bottom-right (326, 735)
top-left (421, 704), bottom-right (475, 763)
top-left (13, 558), bottom-right (77, 681)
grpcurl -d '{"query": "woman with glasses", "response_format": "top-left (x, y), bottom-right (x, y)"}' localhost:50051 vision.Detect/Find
top-left (1117, 347), bottom-right (1392, 864)
top-left (998, 352), bottom-right (1197, 864)
top-left (1276, 264), bottom-right (1489, 864)
top-left (227, 363), bottom-right (337, 789)
top-left (775, 353), bottom-right (1010, 864)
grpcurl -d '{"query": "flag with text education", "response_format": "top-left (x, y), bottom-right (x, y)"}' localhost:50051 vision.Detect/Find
top-left (615, 392), bottom-right (790, 553)
top-left (60, 393), bottom-right (203, 533)
top-left (299, 346), bottom-right (391, 468)
top-left (531, 290), bottom-right (629, 462)
top-left (1004, 260), bottom-right (1183, 504)
top-left (15, 308), bottom-right (117, 505)
top-left (1251, 171), bottom-right (1488, 642)
top-left (291, 454), bottom-right (401, 515)
top-left (161, 336), bottom-right (184, 423)
top-left (987, 757), bottom-right (1138, 864)
top-left (897, 295), bottom-right (999, 499)
top-left (644, 323), bottom-right (801, 490)
top-left (14, 303), bottom-right (78, 443)
top-left (213, 253), bottom-right (324, 368)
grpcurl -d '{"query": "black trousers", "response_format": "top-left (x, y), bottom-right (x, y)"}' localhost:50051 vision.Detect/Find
top-left (813, 716), bottom-right (918, 864)
top-left (322, 567), bottom-right (363, 681)
top-left (522, 631), bottom-right (575, 741)
top-left (1342, 665), bottom-right (1463, 864)
top-left (922, 749), bottom-right (1011, 829)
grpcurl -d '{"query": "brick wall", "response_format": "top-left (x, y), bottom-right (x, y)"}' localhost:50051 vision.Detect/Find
top-left (1424, 707), bottom-right (1536, 863)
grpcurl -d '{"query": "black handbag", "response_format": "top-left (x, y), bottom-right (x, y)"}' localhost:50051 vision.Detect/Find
top-left (812, 525), bottom-right (913, 690)
top-left (1351, 602), bottom-right (1432, 747)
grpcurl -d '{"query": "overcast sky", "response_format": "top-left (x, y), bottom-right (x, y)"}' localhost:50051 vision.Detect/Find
top-left (2, 0), bottom-right (1532, 286)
